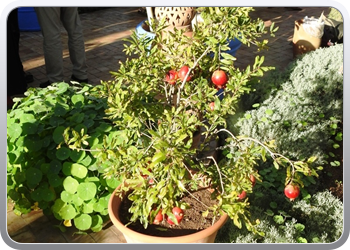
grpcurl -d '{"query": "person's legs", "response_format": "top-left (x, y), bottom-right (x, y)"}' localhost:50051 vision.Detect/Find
top-left (60, 7), bottom-right (88, 81)
top-left (35, 7), bottom-right (64, 83)
top-left (7, 9), bottom-right (27, 99)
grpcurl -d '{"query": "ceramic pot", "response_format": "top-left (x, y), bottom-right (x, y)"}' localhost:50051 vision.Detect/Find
top-left (108, 184), bottom-right (228, 243)
top-left (154, 7), bottom-right (196, 28)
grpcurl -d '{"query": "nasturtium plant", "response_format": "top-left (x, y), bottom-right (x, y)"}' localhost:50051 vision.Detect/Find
top-left (7, 82), bottom-right (122, 232)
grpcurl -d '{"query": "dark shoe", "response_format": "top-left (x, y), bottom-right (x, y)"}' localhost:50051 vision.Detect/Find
top-left (39, 80), bottom-right (52, 88)
top-left (284, 7), bottom-right (302, 11)
top-left (7, 96), bottom-right (14, 110)
top-left (71, 75), bottom-right (88, 83)
top-left (24, 72), bottom-right (34, 84)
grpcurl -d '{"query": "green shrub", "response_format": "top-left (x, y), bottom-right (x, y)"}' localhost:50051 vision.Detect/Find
top-left (7, 82), bottom-right (121, 232)
top-left (215, 190), bottom-right (343, 243)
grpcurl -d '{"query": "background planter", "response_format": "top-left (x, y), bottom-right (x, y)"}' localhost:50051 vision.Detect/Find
top-left (108, 185), bottom-right (228, 243)
top-left (17, 7), bottom-right (41, 31)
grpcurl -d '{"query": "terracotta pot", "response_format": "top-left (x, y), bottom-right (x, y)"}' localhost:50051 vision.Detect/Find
top-left (108, 185), bottom-right (228, 243)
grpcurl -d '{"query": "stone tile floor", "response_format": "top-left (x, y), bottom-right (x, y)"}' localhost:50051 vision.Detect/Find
top-left (7, 6), bottom-right (330, 245)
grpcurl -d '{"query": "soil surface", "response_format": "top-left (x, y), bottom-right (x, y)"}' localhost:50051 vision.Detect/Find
top-left (119, 188), bottom-right (221, 237)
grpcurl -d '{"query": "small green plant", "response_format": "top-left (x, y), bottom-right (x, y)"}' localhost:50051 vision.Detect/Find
top-left (215, 190), bottom-right (343, 243)
top-left (7, 82), bottom-right (121, 232)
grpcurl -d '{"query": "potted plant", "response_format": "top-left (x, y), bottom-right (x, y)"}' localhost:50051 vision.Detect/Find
top-left (61, 7), bottom-right (319, 243)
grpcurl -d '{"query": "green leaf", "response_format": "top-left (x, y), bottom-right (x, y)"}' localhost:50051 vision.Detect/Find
top-left (83, 199), bottom-right (96, 214)
top-left (91, 215), bottom-right (103, 232)
top-left (63, 176), bottom-right (79, 194)
top-left (48, 173), bottom-right (62, 187)
top-left (59, 204), bottom-right (77, 220)
top-left (106, 177), bottom-right (121, 189)
top-left (265, 109), bottom-right (273, 115)
top-left (61, 190), bottom-right (74, 203)
top-left (71, 163), bottom-right (88, 179)
top-left (71, 94), bottom-right (85, 106)
top-left (294, 223), bottom-right (305, 232)
top-left (151, 152), bottom-right (166, 165)
top-left (56, 147), bottom-right (71, 160)
top-left (70, 150), bottom-right (86, 162)
top-left (72, 194), bottom-right (84, 206)
top-left (273, 215), bottom-right (284, 224)
top-left (26, 167), bottom-right (43, 186)
top-left (53, 126), bottom-right (66, 144)
top-left (74, 214), bottom-right (92, 231)
top-left (22, 122), bottom-right (38, 134)
top-left (269, 202), bottom-right (277, 209)
top-left (297, 237), bottom-right (307, 243)
top-left (77, 182), bottom-right (97, 201)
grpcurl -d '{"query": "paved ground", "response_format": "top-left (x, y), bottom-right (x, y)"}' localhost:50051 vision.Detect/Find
top-left (7, 6), bottom-right (330, 245)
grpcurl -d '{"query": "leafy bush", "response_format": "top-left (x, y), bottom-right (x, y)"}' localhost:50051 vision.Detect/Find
top-left (230, 44), bottom-right (343, 167)
top-left (215, 190), bottom-right (343, 243)
top-left (7, 82), bottom-right (121, 232)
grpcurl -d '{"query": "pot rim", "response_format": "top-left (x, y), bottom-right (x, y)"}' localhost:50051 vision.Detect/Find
top-left (108, 184), bottom-right (228, 243)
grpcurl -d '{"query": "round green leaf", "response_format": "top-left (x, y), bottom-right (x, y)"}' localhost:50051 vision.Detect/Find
top-left (7, 123), bottom-right (22, 140)
top-left (56, 147), bottom-right (71, 160)
top-left (30, 188), bottom-right (43, 202)
top-left (72, 194), bottom-right (84, 206)
top-left (24, 136), bottom-right (43, 152)
top-left (53, 126), bottom-right (65, 144)
top-left (41, 187), bottom-right (56, 202)
top-left (54, 105), bottom-right (68, 116)
top-left (52, 198), bottom-right (66, 214)
top-left (14, 171), bottom-right (26, 184)
top-left (8, 189), bottom-right (21, 202)
top-left (59, 204), bottom-right (77, 220)
top-left (49, 116), bottom-right (65, 126)
top-left (62, 162), bottom-right (73, 176)
top-left (21, 113), bottom-right (36, 123)
top-left (71, 163), bottom-right (88, 179)
top-left (77, 182), bottom-right (97, 201)
top-left (40, 163), bottom-right (50, 174)
top-left (71, 94), bottom-right (85, 106)
top-left (25, 167), bottom-right (43, 186)
top-left (22, 122), bottom-right (38, 135)
top-left (74, 214), bottom-right (92, 231)
top-left (48, 174), bottom-right (62, 188)
top-left (63, 176), bottom-right (79, 194)
top-left (91, 214), bottom-right (103, 232)
top-left (80, 154), bottom-right (93, 167)
top-left (49, 160), bottom-right (62, 174)
top-left (55, 82), bottom-right (69, 94)
top-left (61, 190), bottom-right (73, 203)
top-left (106, 177), bottom-right (121, 189)
top-left (82, 199), bottom-right (96, 214)
top-left (70, 150), bottom-right (86, 162)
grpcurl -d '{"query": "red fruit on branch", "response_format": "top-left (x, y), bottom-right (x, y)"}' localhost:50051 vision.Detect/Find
top-left (178, 65), bottom-right (192, 82)
top-left (284, 184), bottom-right (300, 201)
top-left (166, 207), bottom-right (184, 225)
top-left (250, 174), bottom-right (256, 187)
top-left (209, 102), bottom-right (215, 111)
top-left (165, 70), bottom-right (178, 85)
top-left (152, 209), bottom-right (163, 225)
top-left (211, 70), bottom-right (228, 87)
top-left (238, 190), bottom-right (247, 200)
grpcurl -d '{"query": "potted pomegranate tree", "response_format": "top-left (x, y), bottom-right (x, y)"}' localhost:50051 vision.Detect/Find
top-left (64, 7), bottom-right (319, 243)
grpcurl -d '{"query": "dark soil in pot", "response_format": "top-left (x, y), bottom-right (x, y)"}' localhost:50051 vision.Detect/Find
top-left (119, 188), bottom-right (222, 237)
